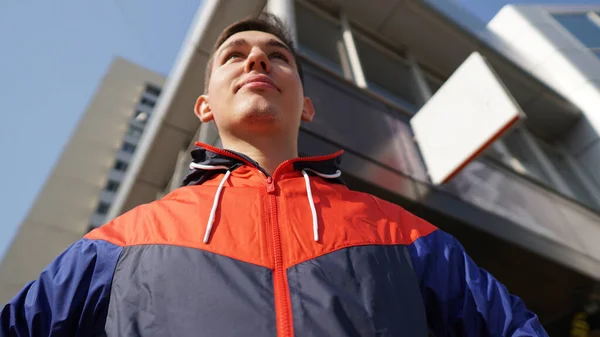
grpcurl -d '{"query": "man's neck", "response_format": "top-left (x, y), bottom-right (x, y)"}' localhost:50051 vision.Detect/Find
top-left (220, 134), bottom-right (298, 175)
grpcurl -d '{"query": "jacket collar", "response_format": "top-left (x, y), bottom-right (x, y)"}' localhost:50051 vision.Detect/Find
top-left (181, 142), bottom-right (344, 187)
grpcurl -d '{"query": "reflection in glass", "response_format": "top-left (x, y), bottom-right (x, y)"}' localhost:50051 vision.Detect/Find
top-left (296, 3), bottom-right (347, 77)
top-left (500, 129), bottom-right (552, 186)
top-left (553, 13), bottom-right (600, 48)
top-left (354, 35), bottom-right (418, 109)
top-left (537, 141), bottom-right (599, 211)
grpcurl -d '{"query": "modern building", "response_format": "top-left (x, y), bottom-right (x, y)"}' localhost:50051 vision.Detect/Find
top-left (0, 57), bottom-right (165, 302)
top-left (489, 4), bottom-right (600, 209)
top-left (4, 0), bottom-right (600, 334)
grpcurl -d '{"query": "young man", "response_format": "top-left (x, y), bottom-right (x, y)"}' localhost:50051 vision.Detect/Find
top-left (1, 14), bottom-right (548, 337)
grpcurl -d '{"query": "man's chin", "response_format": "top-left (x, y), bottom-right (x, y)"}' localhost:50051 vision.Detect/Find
top-left (239, 109), bottom-right (280, 125)
top-left (235, 99), bottom-right (280, 121)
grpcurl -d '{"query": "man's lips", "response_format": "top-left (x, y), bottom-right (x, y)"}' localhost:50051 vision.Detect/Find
top-left (236, 75), bottom-right (280, 92)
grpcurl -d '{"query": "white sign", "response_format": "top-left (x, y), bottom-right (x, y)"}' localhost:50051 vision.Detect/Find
top-left (410, 52), bottom-right (524, 185)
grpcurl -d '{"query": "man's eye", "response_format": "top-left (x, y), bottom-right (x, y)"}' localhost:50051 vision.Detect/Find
top-left (270, 52), bottom-right (289, 63)
top-left (225, 52), bottom-right (243, 62)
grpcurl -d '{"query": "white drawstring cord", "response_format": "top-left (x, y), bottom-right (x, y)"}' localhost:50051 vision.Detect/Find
top-left (302, 169), bottom-right (342, 242)
top-left (190, 161), bottom-right (341, 244)
top-left (302, 170), bottom-right (319, 242)
top-left (189, 162), bottom-right (232, 244)
top-left (204, 170), bottom-right (231, 243)
top-left (189, 163), bottom-right (230, 171)
top-left (303, 168), bottom-right (342, 179)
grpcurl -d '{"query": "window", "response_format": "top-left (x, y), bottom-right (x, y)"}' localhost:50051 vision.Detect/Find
top-left (554, 13), bottom-right (600, 48)
top-left (145, 84), bottom-right (161, 97)
top-left (127, 125), bottom-right (143, 138)
top-left (121, 142), bottom-right (136, 153)
top-left (354, 34), bottom-right (418, 109)
top-left (133, 110), bottom-right (149, 123)
top-left (485, 128), bottom-right (600, 209)
top-left (105, 180), bottom-right (120, 192)
top-left (553, 13), bottom-right (600, 58)
top-left (140, 97), bottom-right (156, 108)
top-left (96, 202), bottom-right (111, 215)
top-left (537, 141), bottom-right (599, 210)
top-left (485, 128), bottom-right (552, 186)
top-left (501, 129), bottom-right (553, 185)
top-left (296, 2), bottom-right (350, 78)
top-left (114, 160), bottom-right (128, 171)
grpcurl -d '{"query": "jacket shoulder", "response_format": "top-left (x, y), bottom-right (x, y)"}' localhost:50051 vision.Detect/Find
top-left (84, 186), bottom-right (204, 246)
top-left (342, 188), bottom-right (438, 244)
top-left (84, 202), bottom-right (151, 246)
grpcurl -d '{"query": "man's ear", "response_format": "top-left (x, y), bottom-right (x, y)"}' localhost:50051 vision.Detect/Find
top-left (301, 97), bottom-right (315, 122)
top-left (194, 95), bottom-right (214, 122)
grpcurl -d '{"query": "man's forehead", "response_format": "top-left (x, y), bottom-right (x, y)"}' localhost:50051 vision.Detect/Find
top-left (217, 30), bottom-right (290, 52)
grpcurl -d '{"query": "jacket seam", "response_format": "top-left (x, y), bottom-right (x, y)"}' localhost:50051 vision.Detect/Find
top-left (114, 242), bottom-right (273, 269)
top-left (82, 238), bottom-right (125, 247)
top-left (286, 241), bottom-right (415, 268)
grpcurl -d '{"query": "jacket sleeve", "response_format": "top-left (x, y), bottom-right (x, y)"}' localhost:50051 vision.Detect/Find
top-left (0, 238), bottom-right (122, 337)
top-left (407, 229), bottom-right (548, 337)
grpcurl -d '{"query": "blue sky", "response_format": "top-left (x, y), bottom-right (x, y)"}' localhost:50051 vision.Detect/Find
top-left (0, 0), bottom-right (202, 257)
top-left (1, 0), bottom-right (599, 258)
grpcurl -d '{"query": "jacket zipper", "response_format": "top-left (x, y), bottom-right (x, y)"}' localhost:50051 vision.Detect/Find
top-left (266, 176), bottom-right (293, 337)
top-left (194, 141), bottom-right (344, 337)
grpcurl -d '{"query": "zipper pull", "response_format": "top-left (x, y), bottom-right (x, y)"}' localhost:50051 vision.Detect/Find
top-left (266, 177), bottom-right (276, 194)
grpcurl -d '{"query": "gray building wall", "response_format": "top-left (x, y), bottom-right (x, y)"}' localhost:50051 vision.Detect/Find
top-left (0, 57), bottom-right (165, 302)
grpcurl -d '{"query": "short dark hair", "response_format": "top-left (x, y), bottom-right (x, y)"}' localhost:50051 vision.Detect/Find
top-left (204, 13), bottom-right (304, 93)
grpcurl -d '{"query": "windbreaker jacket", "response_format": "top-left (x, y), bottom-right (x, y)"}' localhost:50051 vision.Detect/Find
top-left (1, 143), bottom-right (548, 337)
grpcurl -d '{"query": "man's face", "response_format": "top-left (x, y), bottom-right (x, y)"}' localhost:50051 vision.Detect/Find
top-left (196, 30), bottom-right (313, 135)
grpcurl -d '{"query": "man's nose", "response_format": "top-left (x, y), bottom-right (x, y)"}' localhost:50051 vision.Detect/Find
top-left (245, 48), bottom-right (270, 73)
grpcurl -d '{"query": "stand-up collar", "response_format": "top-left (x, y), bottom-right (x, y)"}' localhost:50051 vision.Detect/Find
top-left (181, 142), bottom-right (344, 187)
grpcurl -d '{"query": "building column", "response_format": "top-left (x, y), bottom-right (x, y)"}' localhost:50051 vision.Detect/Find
top-left (340, 12), bottom-right (367, 88)
top-left (408, 54), bottom-right (433, 106)
top-left (267, 0), bottom-right (297, 44)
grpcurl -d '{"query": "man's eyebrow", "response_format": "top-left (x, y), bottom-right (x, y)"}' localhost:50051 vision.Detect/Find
top-left (218, 38), bottom-right (249, 56)
top-left (266, 39), bottom-right (291, 53)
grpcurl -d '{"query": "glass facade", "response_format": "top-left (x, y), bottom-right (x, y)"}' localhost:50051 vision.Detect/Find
top-left (105, 180), bottom-right (120, 193)
top-left (353, 34), bottom-right (418, 109)
top-left (484, 128), bottom-right (599, 211)
top-left (114, 160), bottom-right (128, 171)
top-left (145, 84), bottom-right (161, 97)
top-left (295, 2), bottom-right (350, 78)
top-left (294, 1), bottom-right (600, 211)
top-left (497, 129), bottom-right (553, 186)
top-left (553, 12), bottom-right (600, 59)
top-left (140, 97), bottom-right (156, 108)
top-left (538, 140), bottom-right (599, 211)
top-left (88, 82), bottom-right (162, 230)
top-left (96, 202), bottom-right (110, 215)
top-left (553, 13), bottom-right (600, 48)
top-left (121, 142), bottom-right (136, 153)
